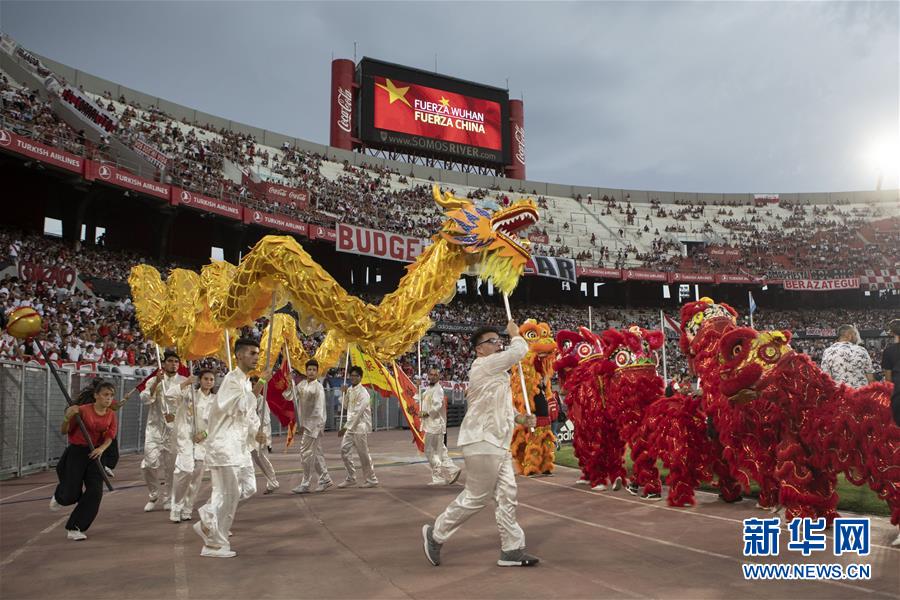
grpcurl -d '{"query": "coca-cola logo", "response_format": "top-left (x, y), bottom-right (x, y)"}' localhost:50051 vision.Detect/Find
top-left (513, 123), bottom-right (526, 166)
top-left (336, 87), bottom-right (353, 133)
top-left (0, 129), bottom-right (10, 147)
top-left (98, 165), bottom-right (112, 180)
top-left (180, 190), bottom-right (192, 204)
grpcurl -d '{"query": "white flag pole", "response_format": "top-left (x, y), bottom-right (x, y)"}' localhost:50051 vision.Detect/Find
top-left (748, 290), bottom-right (755, 329)
top-left (503, 293), bottom-right (533, 432)
top-left (224, 329), bottom-right (233, 371)
top-left (588, 305), bottom-right (592, 330)
top-left (338, 344), bottom-right (351, 432)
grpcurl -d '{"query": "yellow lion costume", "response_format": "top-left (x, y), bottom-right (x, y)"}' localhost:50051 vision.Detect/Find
top-left (510, 320), bottom-right (558, 475)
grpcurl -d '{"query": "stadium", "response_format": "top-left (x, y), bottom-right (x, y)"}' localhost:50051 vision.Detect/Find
top-left (0, 4), bottom-right (898, 599)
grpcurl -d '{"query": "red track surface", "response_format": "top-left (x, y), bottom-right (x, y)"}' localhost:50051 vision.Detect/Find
top-left (2, 429), bottom-right (898, 599)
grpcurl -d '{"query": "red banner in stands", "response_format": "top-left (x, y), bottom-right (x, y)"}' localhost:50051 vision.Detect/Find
top-left (0, 129), bottom-right (84, 173)
top-left (576, 267), bottom-right (622, 279)
top-left (708, 246), bottom-right (740, 258)
top-left (622, 269), bottom-right (670, 282)
top-left (18, 261), bottom-right (77, 290)
top-left (86, 160), bottom-right (169, 199)
top-left (242, 208), bottom-right (308, 236)
top-left (672, 272), bottom-right (717, 283)
top-left (170, 187), bottom-right (242, 220)
top-left (528, 231), bottom-right (549, 244)
top-left (336, 223), bottom-right (427, 263)
top-left (309, 225), bottom-right (337, 242)
top-left (782, 278), bottom-right (860, 292)
top-left (262, 182), bottom-right (309, 210)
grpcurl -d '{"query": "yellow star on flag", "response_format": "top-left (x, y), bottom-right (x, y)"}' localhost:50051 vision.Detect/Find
top-left (439, 96), bottom-right (450, 107)
top-left (375, 78), bottom-right (412, 108)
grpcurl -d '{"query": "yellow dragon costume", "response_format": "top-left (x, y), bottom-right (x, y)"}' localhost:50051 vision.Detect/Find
top-left (128, 185), bottom-right (539, 370)
top-left (509, 320), bottom-right (558, 476)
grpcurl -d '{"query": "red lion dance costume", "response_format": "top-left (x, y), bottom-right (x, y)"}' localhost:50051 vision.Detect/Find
top-left (509, 320), bottom-right (559, 476)
top-left (715, 325), bottom-right (899, 526)
top-left (554, 327), bottom-right (612, 487)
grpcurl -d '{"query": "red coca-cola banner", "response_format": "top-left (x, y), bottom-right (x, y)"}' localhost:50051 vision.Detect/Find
top-left (622, 269), bottom-right (670, 282)
top-left (86, 160), bottom-right (169, 199)
top-left (336, 223), bottom-right (427, 263)
top-left (171, 187), bottom-right (242, 220)
top-left (528, 231), bottom-right (549, 244)
top-left (309, 225), bottom-right (337, 242)
top-left (672, 272), bottom-right (717, 283)
top-left (0, 129), bottom-right (84, 173)
top-left (576, 267), bottom-right (623, 279)
top-left (262, 182), bottom-right (309, 209)
top-left (708, 246), bottom-right (740, 258)
top-left (18, 261), bottom-right (77, 290)
top-left (330, 59), bottom-right (356, 150)
top-left (243, 208), bottom-right (308, 237)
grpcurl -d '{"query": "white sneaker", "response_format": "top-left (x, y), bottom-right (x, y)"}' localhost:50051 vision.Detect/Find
top-left (591, 484), bottom-right (608, 491)
top-left (66, 528), bottom-right (87, 541)
top-left (575, 478), bottom-right (590, 486)
top-left (264, 482), bottom-right (280, 494)
top-left (104, 467), bottom-right (115, 479)
top-left (337, 479), bottom-right (357, 489)
top-left (49, 496), bottom-right (62, 512)
top-left (144, 500), bottom-right (157, 512)
top-left (162, 500), bottom-right (172, 511)
top-left (316, 480), bottom-right (334, 492)
top-left (181, 512), bottom-right (192, 521)
top-left (292, 484), bottom-right (310, 494)
top-left (612, 477), bottom-right (623, 491)
top-left (360, 480), bottom-right (379, 488)
top-left (891, 532), bottom-right (900, 547)
top-left (201, 545), bottom-right (236, 558)
top-left (169, 515), bottom-right (181, 523)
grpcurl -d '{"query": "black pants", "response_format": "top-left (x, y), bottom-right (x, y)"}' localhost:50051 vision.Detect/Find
top-left (54, 445), bottom-right (104, 532)
top-left (101, 438), bottom-right (119, 469)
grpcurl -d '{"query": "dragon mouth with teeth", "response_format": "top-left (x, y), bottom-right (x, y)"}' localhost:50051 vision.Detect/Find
top-left (490, 205), bottom-right (539, 258)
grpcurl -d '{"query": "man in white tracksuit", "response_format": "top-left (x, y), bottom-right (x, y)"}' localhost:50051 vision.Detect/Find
top-left (252, 387), bottom-right (279, 494)
top-left (169, 368), bottom-right (215, 523)
top-left (337, 365), bottom-right (378, 488)
top-left (140, 349), bottom-right (187, 512)
top-left (237, 378), bottom-right (263, 502)
top-left (289, 359), bottom-right (333, 494)
top-left (417, 367), bottom-right (461, 486)
top-left (194, 338), bottom-right (270, 558)
top-left (423, 321), bottom-right (539, 568)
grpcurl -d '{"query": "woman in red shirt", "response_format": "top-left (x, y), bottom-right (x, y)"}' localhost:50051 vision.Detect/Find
top-left (49, 380), bottom-right (117, 541)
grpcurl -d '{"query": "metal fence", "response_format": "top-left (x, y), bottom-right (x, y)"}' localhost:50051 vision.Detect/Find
top-left (0, 361), bottom-right (446, 479)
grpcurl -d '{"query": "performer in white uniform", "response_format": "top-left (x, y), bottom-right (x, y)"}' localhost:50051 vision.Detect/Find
top-left (418, 367), bottom-right (461, 486)
top-left (423, 321), bottom-right (540, 568)
top-left (288, 359), bottom-right (333, 494)
top-left (252, 388), bottom-right (280, 494)
top-left (337, 366), bottom-right (378, 488)
top-left (237, 377), bottom-right (264, 501)
top-left (194, 338), bottom-right (271, 558)
top-left (170, 369), bottom-right (215, 523)
top-left (139, 350), bottom-right (186, 512)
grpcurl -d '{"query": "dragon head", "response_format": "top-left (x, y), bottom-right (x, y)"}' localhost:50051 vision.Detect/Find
top-left (717, 327), bottom-right (794, 404)
top-left (554, 326), bottom-right (605, 379)
top-left (601, 326), bottom-right (664, 373)
top-left (433, 185), bottom-right (539, 295)
top-left (519, 319), bottom-right (556, 357)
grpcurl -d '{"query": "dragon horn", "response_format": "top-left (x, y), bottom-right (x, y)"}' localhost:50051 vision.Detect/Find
top-left (432, 184), bottom-right (470, 211)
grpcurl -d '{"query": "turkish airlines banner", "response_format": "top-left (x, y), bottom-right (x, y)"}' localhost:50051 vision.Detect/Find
top-left (243, 208), bottom-right (307, 236)
top-left (524, 257), bottom-right (577, 283)
top-left (576, 267), bottom-right (622, 279)
top-left (672, 272), bottom-right (717, 283)
top-left (336, 223), bottom-right (428, 263)
top-left (309, 225), bottom-right (337, 242)
top-left (87, 161), bottom-right (169, 199)
top-left (0, 129), bottom-right (84, 173)
top-left (782, 278), bottom-right (860, 292)
top-left (623, 269), bottom-right (670, 282)
top-left (373, 76), bottom-right (503, 151)
top-left (171, 187), bottom-right (242, 220)
top-left (715, 274), bottom-right (756, 285)
top-left (262, 182), bottom-right (309, 209)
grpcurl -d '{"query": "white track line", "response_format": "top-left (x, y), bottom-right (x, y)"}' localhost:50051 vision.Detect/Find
top-left (173, 523), bottom-right (189, 600)
top-left (0, 515), bottom-right (67, 568)
top-left (0, 482), bottom-right (55, 502)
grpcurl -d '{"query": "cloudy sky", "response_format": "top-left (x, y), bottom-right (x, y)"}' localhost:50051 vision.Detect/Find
top-left (3, 1), bottom-right (898, 193)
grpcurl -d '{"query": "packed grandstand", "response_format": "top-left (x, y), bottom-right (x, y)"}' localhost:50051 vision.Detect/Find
top-left (1, 32), bottom-right (898, 387)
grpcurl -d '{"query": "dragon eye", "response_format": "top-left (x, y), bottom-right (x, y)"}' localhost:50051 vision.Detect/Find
top-left (732, 344), bottom-right (743, 357)
top-left (524, 330), bottom-right (537, 339)
top-left (614, 350), bottom-right (631, 366)
top-left (577, 343), bottom-right (591, 357)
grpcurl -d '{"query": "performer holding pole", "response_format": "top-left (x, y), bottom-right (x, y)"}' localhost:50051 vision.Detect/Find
top-left (422, 319), bottom-right (539, 568)
top-left (289, 359), bottom-right (333, 493)
top-left (337, 365), bottom-right (379, 488)
top-left (252, 301), bottom-right (280, 494)
top-left (139, 349), bottom-right (186, 512)
top-left (503, 294), bottom-right (533, 428)
top-left (194, 338), bottom-right (269, 558)
top-left (170, 368), bottom-right (215, 523)
top-left (50, 379), bottom-right (117, 540)
top-left (417, 366), bottom-right (461, 486)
